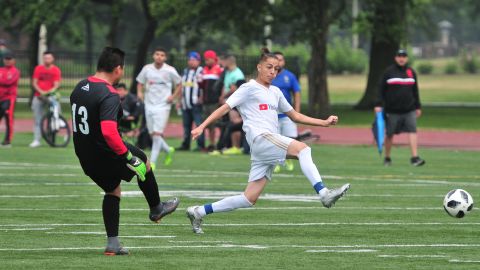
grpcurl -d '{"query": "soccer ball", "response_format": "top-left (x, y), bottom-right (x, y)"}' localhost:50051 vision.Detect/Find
top-left (443, 189), bottom-right (474, 218)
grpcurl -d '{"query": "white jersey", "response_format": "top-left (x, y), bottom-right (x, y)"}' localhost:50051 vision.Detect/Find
top-left (136, 63), bottom-right (181, 111)
top-left (226, 79), bottom-right (293, 146)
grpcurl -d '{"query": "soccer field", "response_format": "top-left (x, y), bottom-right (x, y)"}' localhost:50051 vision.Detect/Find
top-left (1, 134), bottom-right (479, 269)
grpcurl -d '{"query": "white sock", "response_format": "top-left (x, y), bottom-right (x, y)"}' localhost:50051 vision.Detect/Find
top-left (157, 136), bottom-right (170, 152)
top-left (150, 136), bottom-right (162, 164)
top-left (200, 193), bottom-right (253, 217)
top-left (298, 147), bottom-right (325, 193)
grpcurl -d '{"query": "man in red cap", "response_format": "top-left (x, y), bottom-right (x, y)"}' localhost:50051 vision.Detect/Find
top-left (0, 52), bottom-right (20, 147)
top-left (200, 50), bottom-right (223, 151)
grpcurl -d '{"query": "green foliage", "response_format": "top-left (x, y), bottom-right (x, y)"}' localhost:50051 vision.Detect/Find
top-left (460, 51), bottom-right (478, 74)
top-left (416, 62), bottom-right (434, 74)
top-left (327, 38), bottom-right (368, 74)
top-left (444, 62), bottom-right (458, 74)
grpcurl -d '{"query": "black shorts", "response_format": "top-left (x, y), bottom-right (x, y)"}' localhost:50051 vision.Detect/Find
top-left (385, 111), bottom-right (417, 137)
top-left (82, 142), bottom-right (147, 193)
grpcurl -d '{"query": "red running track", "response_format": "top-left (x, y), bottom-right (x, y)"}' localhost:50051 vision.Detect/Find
top-left (2, 119), bottom-right (479, 151)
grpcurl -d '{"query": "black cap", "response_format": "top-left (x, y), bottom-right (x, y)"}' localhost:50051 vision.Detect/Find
top-left (396, 49), bottom-right (408, 57)
top-left (3, 51), bottom-right (14, 59)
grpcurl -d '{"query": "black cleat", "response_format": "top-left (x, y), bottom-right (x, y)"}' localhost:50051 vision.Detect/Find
top-left (411, 156), bottom-right (426, 167)
top-left (149, 197), bottom-right (180, 223)
top-left (384, 157), bottom-right (392, 166)
top-left (104, 246), bottom-right (129, 256)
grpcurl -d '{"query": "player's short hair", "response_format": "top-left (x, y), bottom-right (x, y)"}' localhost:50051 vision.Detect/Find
top-left (96, 47), bottom-right (125, 73)
top-left (115, 83), bottom-right (127, 90)
top-left (43, 51), bottom-right (54, 56)
top-left (225, 54), bottom-right (236, 63)
top-left (272, 51), bottom-right (283, 56)
top-left (259, 47), bottom-right (278, 63)
top-left (153, 47), bottom-right (167, 55)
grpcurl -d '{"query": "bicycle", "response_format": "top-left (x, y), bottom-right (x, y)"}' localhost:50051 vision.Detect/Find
top-left (40, 94), bottom-right (71, 147)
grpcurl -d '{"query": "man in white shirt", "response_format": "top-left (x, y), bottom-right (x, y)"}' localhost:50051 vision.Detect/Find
top-left (137, 47), bottom-right (181, 170)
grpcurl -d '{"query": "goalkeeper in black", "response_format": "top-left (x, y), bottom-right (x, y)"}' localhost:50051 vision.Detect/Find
top-left (70, 47), bottom-right (179, 256)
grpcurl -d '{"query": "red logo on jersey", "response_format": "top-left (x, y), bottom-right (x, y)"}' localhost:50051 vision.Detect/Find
top-left (406, 68), bottom-right (413, 78)
top-left (259, 104), bottom-right (268, 110)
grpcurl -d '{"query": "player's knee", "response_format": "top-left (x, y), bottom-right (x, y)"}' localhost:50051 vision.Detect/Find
top-left (107, 185), bottom-right (121, 198)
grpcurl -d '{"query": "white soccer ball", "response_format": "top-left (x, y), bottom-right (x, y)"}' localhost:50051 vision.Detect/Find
top-left (443, 189), bottom-right (474, 218)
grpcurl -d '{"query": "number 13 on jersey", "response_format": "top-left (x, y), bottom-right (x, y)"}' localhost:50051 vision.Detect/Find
top-left (72, 103), bottom-right (90, 134)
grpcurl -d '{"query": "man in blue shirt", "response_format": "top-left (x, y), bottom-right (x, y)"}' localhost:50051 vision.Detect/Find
top-left (272, 51), bottom-right (301, 172)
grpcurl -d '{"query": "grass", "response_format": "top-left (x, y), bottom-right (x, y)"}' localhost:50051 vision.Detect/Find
top-left (0, 134), bottom-right (479, 269)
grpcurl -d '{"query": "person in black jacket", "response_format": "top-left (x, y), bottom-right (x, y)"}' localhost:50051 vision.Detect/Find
top-left (374, 49), bottom-right (425, 167)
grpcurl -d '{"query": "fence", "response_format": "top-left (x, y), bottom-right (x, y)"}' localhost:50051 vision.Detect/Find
top-left (11, 50), bottom-right (301, 99)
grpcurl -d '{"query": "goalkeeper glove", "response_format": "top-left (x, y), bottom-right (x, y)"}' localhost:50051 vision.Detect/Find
top-left (124, 151), bottom-right (147, 181)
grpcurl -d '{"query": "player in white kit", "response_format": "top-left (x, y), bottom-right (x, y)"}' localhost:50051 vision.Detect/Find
top-left (186, 48), bottom-right (350, 234)
top-left (137, 47), bottom-right (182, 170)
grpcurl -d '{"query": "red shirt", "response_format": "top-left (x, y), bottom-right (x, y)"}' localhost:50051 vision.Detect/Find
top-left (33, 64), bottom-right (61, 96)
top-left (0, 65), bottom-right (20, 101)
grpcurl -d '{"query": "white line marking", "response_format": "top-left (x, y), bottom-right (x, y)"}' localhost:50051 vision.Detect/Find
top-left (46, 232), bottom-right (105, 235)
top-left (0, 173), bottom-right (77, 177)
top-left (169, 240), bottom-right (233, 243)
top-left (449, 259), bottom-right (480, 263)
top-left (379, 254), bottom-right (448, 258)
top-left (1, 228), bottom-right (53, 231)
top-left (1, 223), bottom-right (480, 228)
top-left (0, 195), bottom-right (94, 198)
top-left (306, 249), bottom-right (377, 253)
top-left (120, 236), bottom-right (176, 238)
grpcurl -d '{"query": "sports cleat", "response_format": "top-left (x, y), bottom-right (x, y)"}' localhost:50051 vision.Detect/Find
top-left (319, 183), bottom-right (350, 208)
top-left (0, 141), bottom-right (11, 148)
top-left (149, 197), bottom-right (180, 223)
top-left (186, 206), bottom-right (204, 234)
top-left (164, 147), bottom-right (175, 166)
top-left (150, 163), bottom-right (156, 171)
top-left (29, 140), bottom-right (41, 148)
top-left (285, 160), bottom-right (294, 171)
top-left (222, 146), bottom-right (242, 155)
top-left (273, 165), bottom-right (281, 173)
top-left (208, 150), bottom-right (222, 156)
top-left (104, 246), bottom-right (129, 256)
top-left (411, 156), bottom-right (425, 167)
top-left (384, 157), bottom-right (392, 166)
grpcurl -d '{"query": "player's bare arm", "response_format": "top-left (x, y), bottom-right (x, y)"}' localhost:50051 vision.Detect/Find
top-left (192, 103), bottom-right (231, 140)
top-left (167, 83), bottom-right (182, 103)
top-left (137, 83), bottom-right (144, 101)
top-left (285, 109), bottom-right (338, 127)
top-left (294, 92), bottom-right (301, 112)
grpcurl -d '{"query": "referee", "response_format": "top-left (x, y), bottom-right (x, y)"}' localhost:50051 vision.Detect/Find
top-left (375, 49), bottom-right (425, 167)
top-left (70, 47), bottom-right (179, 255)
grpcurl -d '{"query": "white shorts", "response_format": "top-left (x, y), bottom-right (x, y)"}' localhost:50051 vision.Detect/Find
top-left (248, 133), bottom-right (294, 182)
top-left (146, 108), bottom-right (171, 134)
top-left (279, 117), bottom-right (298, 138)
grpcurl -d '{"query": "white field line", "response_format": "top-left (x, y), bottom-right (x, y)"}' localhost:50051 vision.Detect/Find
top-left (0, 195), bottom-right (95, 198)
top-left (0, 243), bottom-right (479, 252)
top-left (1, 223), bottom-right (480, 228)
top-left (1, 162), bottom-right (480, 186)
top-left (169, 240), bottom-right (233, 243)
top-left (449, 259), bottom-right (480, 263)
top-left (378, 254), bottom-right (449, 258)
top-left (46, 232), bottom-right (105, 235)
top-left (1, 228), bottom-right (53, 231)
top-left (0, 206), bottom-right (443, 212)
top-left (119, 236), bottom-right (176, 238)
top-left (306, 249), bottom-right (377, 253)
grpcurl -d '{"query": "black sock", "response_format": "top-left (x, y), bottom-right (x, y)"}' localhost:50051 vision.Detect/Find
top-left (102, 194), bottom-right (120, 237)
top-left (138, 170), bottom-right (161, 208)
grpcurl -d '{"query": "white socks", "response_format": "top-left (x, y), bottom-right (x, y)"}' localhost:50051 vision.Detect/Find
top-left (150, 135), bottom-right (170, 164)
top-left (298, 147), bottom-right (325, 193)
top-left (198, 193), bottom-right (253, 217)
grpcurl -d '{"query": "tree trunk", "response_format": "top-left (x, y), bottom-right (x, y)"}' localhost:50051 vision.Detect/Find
top-left (355, 0), bottom-right (407, 110)
top-left (106, 1), bottom-right (122, 47)
top-left (28, 24), bottom-right (41, 105)
top-left (84, 14), bottom-right (94, 74)
top-left (130, 0), bottom-right (157, 93)
top-left (308, 31), bottom-right (330, 117)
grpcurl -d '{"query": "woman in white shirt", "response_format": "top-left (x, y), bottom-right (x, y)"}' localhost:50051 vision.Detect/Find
top-left (186, 48), bottom-right (350, 234)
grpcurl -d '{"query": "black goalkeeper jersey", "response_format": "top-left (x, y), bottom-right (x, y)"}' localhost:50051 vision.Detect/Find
top-left (70, 76), bottom-right (124, 170)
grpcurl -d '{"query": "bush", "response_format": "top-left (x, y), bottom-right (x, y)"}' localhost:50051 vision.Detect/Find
top-left (416, 62), bottom-right (434, 74)
top-left (444, 62), bottom-right (458, 74)
top-left (460, 51), bottom-right (478, 74)
top-left (326, 37), bottom-right (368, 74)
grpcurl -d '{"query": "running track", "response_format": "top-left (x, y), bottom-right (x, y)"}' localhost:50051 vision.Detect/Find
top-left (3, 119), bottom-right (480, 151)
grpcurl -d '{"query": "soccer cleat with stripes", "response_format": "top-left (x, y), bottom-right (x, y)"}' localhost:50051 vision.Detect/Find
top-left (149, 197), bottom-right (180, 223)
top-left (319, 183), bottom-right (350, 208)
top-left (104, 246), bottom-right (129, 256)
top-left (186, 206), bottom-right (204, 234)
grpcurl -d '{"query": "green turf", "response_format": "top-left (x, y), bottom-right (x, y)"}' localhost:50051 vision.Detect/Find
top-left (0, 134), bottom-right (478, 269)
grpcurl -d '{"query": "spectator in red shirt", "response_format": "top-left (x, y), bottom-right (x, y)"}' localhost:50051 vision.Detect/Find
top-left (30, 51), bottom-right (61, 147)
top-left (0, 52), bottom-right (19, 147)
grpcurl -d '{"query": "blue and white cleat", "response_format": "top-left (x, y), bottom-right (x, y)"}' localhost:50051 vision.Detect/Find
top-left (319, 184), bottom-right (350, 208)
top-left (186, 206), bottom-right (204, 234)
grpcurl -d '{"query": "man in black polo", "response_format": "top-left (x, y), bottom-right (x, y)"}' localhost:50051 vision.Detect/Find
top-left (374, 49), bottom-right (425, 167)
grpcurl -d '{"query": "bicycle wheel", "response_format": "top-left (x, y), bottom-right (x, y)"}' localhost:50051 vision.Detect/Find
top-left (41, 113), bottom-right (71, 147)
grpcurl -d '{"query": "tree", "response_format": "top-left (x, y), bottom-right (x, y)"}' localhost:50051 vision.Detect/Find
top-left (277, 0), bottom-right (346, 117)
top-left (354, 0), bottom-right (408, 110)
